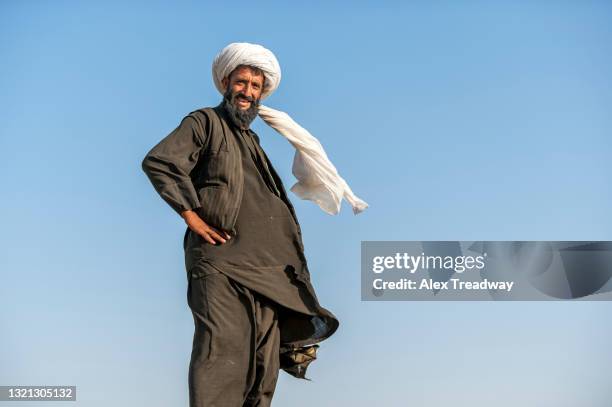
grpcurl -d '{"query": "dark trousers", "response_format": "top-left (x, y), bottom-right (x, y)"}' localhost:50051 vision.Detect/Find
top-left (187, 267), bottom-right (281, 407)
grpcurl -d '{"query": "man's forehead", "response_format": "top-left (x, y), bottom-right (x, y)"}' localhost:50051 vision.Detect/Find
top-left (230, 66), bottom-right (265, 81)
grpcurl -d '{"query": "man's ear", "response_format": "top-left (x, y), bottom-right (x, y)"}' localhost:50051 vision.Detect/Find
top-left (221, 77), bottom-right (229, 92)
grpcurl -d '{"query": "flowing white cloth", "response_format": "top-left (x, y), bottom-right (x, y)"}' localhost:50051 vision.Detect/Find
top-left (257, 105), bottom-right (368, 215)
top-left (212, 42), bottom-right (368, 215)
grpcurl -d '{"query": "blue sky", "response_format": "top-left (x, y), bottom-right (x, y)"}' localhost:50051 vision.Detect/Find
top-left (1, 1), bottom-right (611, 406)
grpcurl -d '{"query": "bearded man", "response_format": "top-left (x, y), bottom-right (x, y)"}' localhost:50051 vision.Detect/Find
top-left (141, 42), bottom-right (367, 406)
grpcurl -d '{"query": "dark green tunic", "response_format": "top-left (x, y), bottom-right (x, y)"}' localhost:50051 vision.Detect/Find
top-left (175, 107), bottom-right (339, 378)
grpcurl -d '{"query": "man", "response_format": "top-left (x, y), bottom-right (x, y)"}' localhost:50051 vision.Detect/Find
top-left (141, 43), bottom-right (367, 406)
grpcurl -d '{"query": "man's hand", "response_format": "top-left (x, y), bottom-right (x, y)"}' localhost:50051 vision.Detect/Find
top-left (181, 210), bottom-right (232, 245)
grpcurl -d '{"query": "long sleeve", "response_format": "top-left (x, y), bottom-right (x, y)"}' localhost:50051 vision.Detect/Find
top-left (141, 115), bottom-right (207, 216)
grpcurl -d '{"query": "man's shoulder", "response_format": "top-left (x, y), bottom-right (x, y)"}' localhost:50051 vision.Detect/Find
top-left (185, 106), bottom-right (217, 121)
top-left (179, 106), bottom-right (224, 135)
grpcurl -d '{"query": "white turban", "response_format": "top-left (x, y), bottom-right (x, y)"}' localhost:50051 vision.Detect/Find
top-left (212, 42), bottom-right (281, 100)
top-left (212, 42), bottom-right (368, 215)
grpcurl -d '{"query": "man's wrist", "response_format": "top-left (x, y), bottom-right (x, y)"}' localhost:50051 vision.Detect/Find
top-left (181, 209), bottom-right (196, 219)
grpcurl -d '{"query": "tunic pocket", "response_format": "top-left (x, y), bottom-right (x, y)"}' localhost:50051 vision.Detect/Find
top-left (196, 184), bottom-right (234, 231)
top-left (194, 150), bottom-right (230, 186)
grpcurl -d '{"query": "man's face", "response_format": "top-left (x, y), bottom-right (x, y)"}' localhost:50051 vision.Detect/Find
top-left (222, 66), bottom-right (265, 111)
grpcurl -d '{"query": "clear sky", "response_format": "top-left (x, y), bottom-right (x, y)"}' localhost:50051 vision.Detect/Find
top-left (1, 1), bottom-right (611, 406)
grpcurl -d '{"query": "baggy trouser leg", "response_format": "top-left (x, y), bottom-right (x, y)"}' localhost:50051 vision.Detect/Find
top-left (187, 267), bottom-right (281, 407)
top-left (244, 293), bottom-right (280, 407)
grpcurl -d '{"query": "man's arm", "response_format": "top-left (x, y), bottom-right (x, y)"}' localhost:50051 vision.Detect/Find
top-left (141, 115), bottom-right (230, 244)
top-left (141, 115), bottom-right (204, 215)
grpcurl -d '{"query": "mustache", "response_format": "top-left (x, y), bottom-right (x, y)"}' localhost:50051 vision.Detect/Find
top-left (233, 93), bottom-right (255, 103)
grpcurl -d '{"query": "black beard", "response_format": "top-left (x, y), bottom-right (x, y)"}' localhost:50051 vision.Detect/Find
top-left (222, 88), bottom-right (260, 129)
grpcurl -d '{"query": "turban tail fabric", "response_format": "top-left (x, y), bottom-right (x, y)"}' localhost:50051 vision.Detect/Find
top-left (212, 42), bottom-right (368, 215)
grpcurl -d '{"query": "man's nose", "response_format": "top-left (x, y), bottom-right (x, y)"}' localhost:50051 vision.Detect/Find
top-left (243, 82), bottom-right (254, 97)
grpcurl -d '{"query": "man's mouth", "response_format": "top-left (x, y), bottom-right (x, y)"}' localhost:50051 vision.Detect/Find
top-left (234, 93), bottom-right (254, 109)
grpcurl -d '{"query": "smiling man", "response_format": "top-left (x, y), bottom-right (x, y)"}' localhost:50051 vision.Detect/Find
top-left (141, 42), bottom-right (367, 406)
top-left (222, 65), bottom-right (262, 128)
